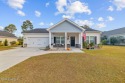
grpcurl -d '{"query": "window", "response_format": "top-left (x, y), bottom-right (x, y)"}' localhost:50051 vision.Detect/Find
top-left (61, 37), bottom-right (65, 44)
top-left (55, 36), bottom-right (65, 44)
top-left (56, 37), bottom-right (60, 44)
top-left (86, 36), bottom-right (89, 44)
top-left (90, 36), bottom-right (96, 44)
top-left (86, 36), bottom-right (97, 44)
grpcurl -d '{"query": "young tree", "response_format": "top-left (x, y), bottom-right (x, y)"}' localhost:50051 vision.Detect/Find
top-left (101, 35), bottom-right (108, 40)
top-left (4, 24), bottom-right (17, 33)
top-left (101, 35), bottom-right (108, 45)
top-left (81, 25), bottom-right (90, 29)
top-left (21, 20), bottom-right (33, 31)
top-left (110, 37), bottom-right (118, 45)
top-left (17, 37), bottom-right (23, 45)
top-left (4, 39), bottom-right (8, 46)
top-left (116, 36), bottom-right (124, 44)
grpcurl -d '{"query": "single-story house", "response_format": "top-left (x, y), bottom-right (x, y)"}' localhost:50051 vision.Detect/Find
top-left (22, 19), bottom-right (101, 49)
top-left (0, 30), bottom-right (17, 45)
top-left (102, 27), bottom-right (125, 45)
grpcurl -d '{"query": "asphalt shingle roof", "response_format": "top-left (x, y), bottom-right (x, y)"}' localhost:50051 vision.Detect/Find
top-left (81, 26), bottom-right (100, 32)
top-left (0, 30), bottom-right (16, 38)
top-left (22, 27), bottom-right (100, 33)
top-left (102, 27), bottom-right (125, 36)
top-left (22, 28), bottom-right (49, 33)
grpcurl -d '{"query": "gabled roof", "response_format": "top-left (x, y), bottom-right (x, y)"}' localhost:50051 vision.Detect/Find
top-left (47, 18), bottom-right (85, 31)
top-left (22, 19), bottom-right (101, 34)
top-left (81, 26), bottom-right (101, 32)
top-left (22, 28), bottom-right (48, 33)
top-left (102, 27), bottom-right (125, 36)
top-left (22, 27), bottom-right (101, 33)
top-left (0, 30), bottom-right (17, 38)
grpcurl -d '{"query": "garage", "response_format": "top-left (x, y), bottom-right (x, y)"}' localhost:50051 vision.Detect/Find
top-left (27, 37), bottom-right (49, 47)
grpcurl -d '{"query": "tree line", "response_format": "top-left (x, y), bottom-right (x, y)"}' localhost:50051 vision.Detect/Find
top-left (101, 36), bottom-right (125, 45)
top-left (0, 20), bottom-right (34, 46)
top-left (4, 20), bottom-right (33, 34)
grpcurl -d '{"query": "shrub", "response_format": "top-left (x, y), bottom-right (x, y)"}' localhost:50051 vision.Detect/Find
top-left (16, 41), bottom-right (19, 45)
top-left (0, 41), bottom-right (2, 46)
top-left (110, 37), bottom-right (118, 45)
top-left (101, 36), bottom-right (108, 45)
top-left (98, 43), bottom-right (103, 49)
top-left (18, 37), bottom-right (23, 45)
top-left (83, 42), bottom-right (88, 48)
top-left (10, 41), bottom-right (16, 46)
top-left (0, 43), bottom-right (4, 46)
top-left (20, 41), bottom-right (23, 45)
top-left (4, 39), bottom-right (8, 46)
top-left (102, 40), bottom-right (108, 45)
top-left (116, 36), bottom-right (125, 44)
top-left (89, 42), bottom-right (94, 47)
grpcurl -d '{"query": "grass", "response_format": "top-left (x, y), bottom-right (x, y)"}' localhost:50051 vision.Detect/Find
top-left (0, 46), bottom-right (125, 83)
top-left (0, 46), bottom-right (15, 51)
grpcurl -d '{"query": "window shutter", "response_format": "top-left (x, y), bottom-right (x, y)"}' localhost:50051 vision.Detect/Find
top-left (95, 37), bottom-right (97, 44)
top-left (54, 37), bottom-right (56, 43)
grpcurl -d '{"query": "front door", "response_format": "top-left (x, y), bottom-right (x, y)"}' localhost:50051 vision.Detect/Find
top-left (70, 36), bottom-right (75, 47)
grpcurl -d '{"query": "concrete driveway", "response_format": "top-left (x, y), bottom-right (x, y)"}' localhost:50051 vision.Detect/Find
top-left (0, 47), bottom-right (83, 73)
top-left (0, 47), bottom-right (46, 73)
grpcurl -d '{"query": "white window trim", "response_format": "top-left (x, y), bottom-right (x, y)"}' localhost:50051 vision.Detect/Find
top-left (86, 36), bottom-right (97, 44)
top-left (86, 36), bottom-right (90, 43)
top-left (55, 36), bottom-right (65, 44)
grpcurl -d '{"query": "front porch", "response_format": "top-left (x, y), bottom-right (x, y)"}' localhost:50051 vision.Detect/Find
top-left (49, 32), bottom-right (83, 50)
top-left (48, 47), bottom-right (83, 53)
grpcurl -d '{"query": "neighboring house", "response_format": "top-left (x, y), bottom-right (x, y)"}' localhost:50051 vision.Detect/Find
top-left (0, 30), bottom-right (17, 45)
top-left (22, 19), bottom-right (101, 49)
top-left (102, 27), bottom-right (125, 45)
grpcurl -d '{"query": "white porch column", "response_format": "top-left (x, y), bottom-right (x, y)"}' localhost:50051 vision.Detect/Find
top-left (49, 32), bottom-right (52, 49)
top-left (79, 33), bottom-right (81, 44)
top-left (89, 36), bottom-right (90, 44)
top-left (80, 32), bottom-right (83, 49)
top-left (65, 32), bottom-right (67, 50)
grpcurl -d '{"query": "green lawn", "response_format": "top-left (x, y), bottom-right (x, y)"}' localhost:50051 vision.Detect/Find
top-left (0, 46), bottom-right (15, 51)
top-left (0, 46), bottom-right (125, 83)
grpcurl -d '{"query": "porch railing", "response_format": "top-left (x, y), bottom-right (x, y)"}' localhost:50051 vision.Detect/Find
top-left (51, 44), bottom-right (81, 48)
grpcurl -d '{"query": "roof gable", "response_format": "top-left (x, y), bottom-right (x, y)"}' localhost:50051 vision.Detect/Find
top-left (47, 19), bottom-right (85, 32)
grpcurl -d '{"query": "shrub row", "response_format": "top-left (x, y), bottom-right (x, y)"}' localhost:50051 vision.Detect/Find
top-left (83, 42), bottom-right (103, 49)
top-left (0, 39), bottom-right (18, 46)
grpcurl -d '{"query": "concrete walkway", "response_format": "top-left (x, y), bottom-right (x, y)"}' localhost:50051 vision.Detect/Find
top-left (0, 47), bottom-right (83, 73)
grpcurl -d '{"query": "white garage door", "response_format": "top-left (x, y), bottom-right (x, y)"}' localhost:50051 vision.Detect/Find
top-left (27, 37), bottom-right (49, 47)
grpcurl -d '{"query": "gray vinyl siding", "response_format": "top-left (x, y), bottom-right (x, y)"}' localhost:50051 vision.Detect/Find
top-left (50, 21), bottom-right (82, 32)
